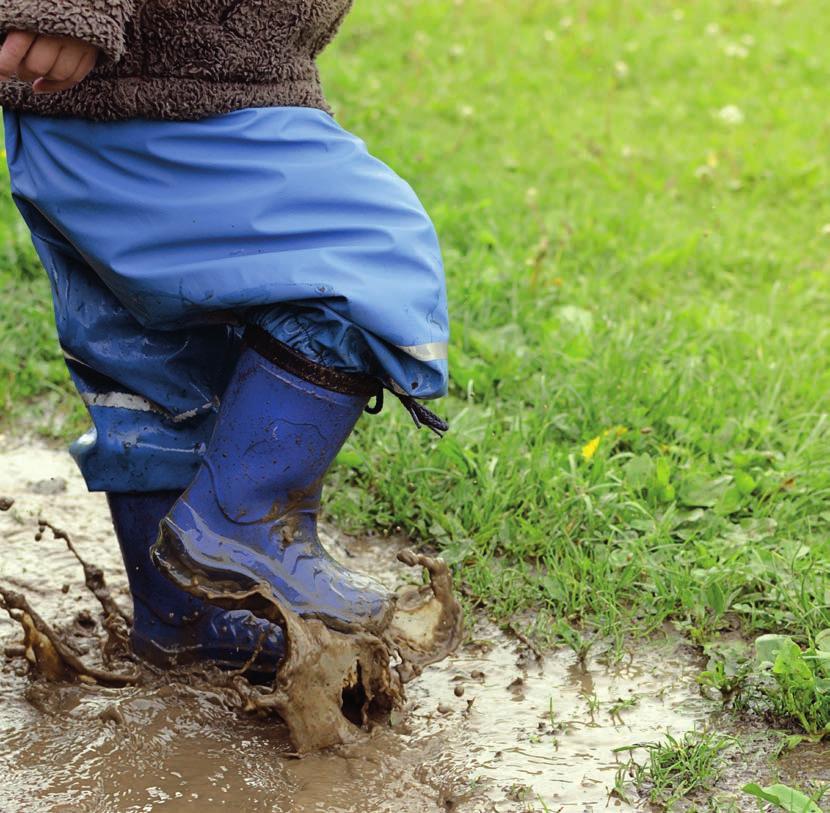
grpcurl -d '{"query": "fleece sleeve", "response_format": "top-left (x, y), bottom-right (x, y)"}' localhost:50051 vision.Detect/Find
top-left (0, 0), bottom-right (136, 61)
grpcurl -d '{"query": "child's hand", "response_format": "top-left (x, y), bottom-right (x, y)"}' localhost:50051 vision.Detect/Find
top-left (0, 31), bottom-right (98, 94)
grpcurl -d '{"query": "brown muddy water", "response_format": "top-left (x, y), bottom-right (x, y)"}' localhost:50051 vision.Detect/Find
top-left (0, 441), bottom-right (720, 812)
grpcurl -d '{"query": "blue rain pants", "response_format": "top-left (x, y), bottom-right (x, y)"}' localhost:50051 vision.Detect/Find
top-left (3, 107), bottom-right (449, 492)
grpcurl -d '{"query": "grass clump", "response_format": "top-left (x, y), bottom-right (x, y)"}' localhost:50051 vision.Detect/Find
top-left (699, 632), bottom-right (830, 741)
top-left (322, 0), bottom-right (830, 644)
top-left (615, 731), bottom-right (734, 808)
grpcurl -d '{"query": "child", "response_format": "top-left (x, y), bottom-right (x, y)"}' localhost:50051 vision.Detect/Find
top-left (0, 0), bottom-right (449, 675)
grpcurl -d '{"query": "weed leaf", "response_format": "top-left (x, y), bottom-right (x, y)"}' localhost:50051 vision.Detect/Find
top-left (679, 475), bottom-right (732, 508)
top-left (742, 782), bottom-right (822, 812)
top-left (756, 634), bottom-right (792, 666)
top-left (815, 630), bottom-right (830, 654)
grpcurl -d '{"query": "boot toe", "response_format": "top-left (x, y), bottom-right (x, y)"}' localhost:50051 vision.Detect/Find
top-left (207, 609), bottom-right (285, 671)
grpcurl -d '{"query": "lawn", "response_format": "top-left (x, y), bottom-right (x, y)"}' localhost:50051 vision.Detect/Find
top-left (1, 0), bottom-right (828, 655)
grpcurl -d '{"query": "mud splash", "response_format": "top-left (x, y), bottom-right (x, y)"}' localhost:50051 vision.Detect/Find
top-left (149, 500), bottom-right (463, 752)
top-left (1, 440), bottom-right (727, 812)
top-left (216, 548), bottom-right (462, 753)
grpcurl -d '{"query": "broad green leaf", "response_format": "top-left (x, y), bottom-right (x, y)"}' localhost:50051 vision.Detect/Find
top-left (743, 782), bottom-right (785, 804)
top-left (715, 485), bottom-right (744, 516)
top-left (657, 482), bottom-right (676, 502)
top-left (624, 454), bottom-right (654, 490)
top-left (772, 640), bottom-right (814, 682)
top-left (755, 634), bottom-right (793, 665)
top-left (335, 449), bottom-right (364, 469)
top-left (814, 676), bottom-right (830, 692)
top-left (676, 508), bottom-right (707, 525)
top-left (735, 469), bottom-right (757, 495)
top-left (778, 734), bottom-right (805, 753)
top-left (439, 538), bottom-right (475, 566)
top-left (742, 782), bottom-right (822, 812)
top-left (679, 474), bottom-right (731, 508)
top-left (815, 629), bottom-right (830, 653)
top-left (704, 580), bottom-right (727, 616)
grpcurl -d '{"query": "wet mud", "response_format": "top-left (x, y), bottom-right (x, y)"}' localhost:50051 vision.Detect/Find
top-left (2, 440), bottom-right (805, 812)
top-left (144, 529), bottom-right (463, 752)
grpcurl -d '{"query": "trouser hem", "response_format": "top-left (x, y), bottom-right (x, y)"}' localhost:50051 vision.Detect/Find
top-left (243, 325), bottom-right (381, 399)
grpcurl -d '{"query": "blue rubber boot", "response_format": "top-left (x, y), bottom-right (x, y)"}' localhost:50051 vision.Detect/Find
top-left (152, 333), bottom-right (394, 634)
top-left (108, 491), bottom-right (284, 673)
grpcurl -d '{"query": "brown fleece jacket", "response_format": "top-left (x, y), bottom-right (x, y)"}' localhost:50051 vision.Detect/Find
top-left (0, 0), bottom-right (353, 120)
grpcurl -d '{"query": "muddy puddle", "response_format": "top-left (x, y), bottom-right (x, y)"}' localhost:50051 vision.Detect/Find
top-left (0, 440), bottom-right (719, 812)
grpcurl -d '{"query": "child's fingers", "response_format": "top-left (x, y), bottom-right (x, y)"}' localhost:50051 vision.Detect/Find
top-left (32, 47), bottom-right (97, 94)
top-left (16, 36), bottom-right (61, 83)
top-left (32, 76), bottom-right (80, 94)
top-left (0, 31), bottom-right (37, 80)
top-left (75, 49), bottom-right (99, 82)
top-left (44, 43), bottom-right (85, 83)
top-left (32, 76), bottom-right (70, 94)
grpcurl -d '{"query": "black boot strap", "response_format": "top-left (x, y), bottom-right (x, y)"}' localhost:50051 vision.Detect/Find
top-left (244, 326), bottom-right (379, 397)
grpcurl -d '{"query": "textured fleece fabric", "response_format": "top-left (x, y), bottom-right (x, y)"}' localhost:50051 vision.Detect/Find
top-left (0, 0), bottom-right (352, 120)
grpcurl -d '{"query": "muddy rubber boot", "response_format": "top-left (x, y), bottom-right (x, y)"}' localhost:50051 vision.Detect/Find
top-left (152, 335), bottom-right (394, 634)
top-left (108, 491), bottom-right (284, 673)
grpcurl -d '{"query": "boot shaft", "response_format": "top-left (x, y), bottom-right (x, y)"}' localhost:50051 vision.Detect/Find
top-left (152, 337), bottom-right (393, 632)
top-left (199, 343), bottom-right (369, 523)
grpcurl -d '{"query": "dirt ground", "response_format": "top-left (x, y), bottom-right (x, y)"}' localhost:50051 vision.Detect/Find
top-left (0, 440), bottom-right (803, 813)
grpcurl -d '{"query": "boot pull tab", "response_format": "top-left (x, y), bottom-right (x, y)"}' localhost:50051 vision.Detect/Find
top-left (364, 388), bottom-right (384, 415)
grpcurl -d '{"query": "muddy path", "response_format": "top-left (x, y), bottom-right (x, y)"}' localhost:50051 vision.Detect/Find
top-left (0, 441), bottom-right (730, 812)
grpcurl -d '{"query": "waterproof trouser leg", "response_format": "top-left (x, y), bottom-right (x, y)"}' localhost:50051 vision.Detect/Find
top-left (5, 107), bottom-right (450, 416)
top-left (11, 194), bottom-right (241, 493)
top-left (153, 333), bottom-right (393, 634)
top-left (6, 106), bottom-right (450, 490)
top-left (108, 491), bottom-right (284, 672)
top-left (8, 201), bottom-right (286, 670)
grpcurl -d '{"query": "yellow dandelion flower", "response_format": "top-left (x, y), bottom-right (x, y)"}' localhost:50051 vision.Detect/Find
top-left (583, 426), bottom-right (627, 461)
top-left (582, 436), bottom-right (601, 460)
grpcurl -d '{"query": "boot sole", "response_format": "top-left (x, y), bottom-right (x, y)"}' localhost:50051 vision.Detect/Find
top-left (130, 629), bottom-right (278, 680)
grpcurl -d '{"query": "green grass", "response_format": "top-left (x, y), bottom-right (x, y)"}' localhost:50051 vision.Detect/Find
top-left (1, 0), bottom-right (829, 647)
top-left (615, 731), bottom-right (734, 808)
top-left (0, 183), bottom-right (77, 431)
